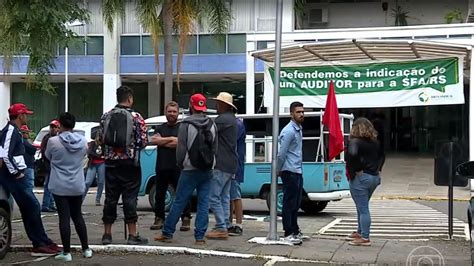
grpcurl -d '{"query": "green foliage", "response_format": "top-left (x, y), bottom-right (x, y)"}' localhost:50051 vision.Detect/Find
top-left (0, 0), bottom-right (89, 94)
top-left (391, 6), bottom-right (409, 26)
top-left (444, 9), bottom-right (463, 24)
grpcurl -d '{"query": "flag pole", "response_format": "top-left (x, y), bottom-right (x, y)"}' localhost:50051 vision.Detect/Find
top-left (267, 0), bottom-right (283, 241)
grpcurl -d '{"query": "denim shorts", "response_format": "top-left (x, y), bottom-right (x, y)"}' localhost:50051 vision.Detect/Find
top-left (230, 179), bottom-right (242, 200)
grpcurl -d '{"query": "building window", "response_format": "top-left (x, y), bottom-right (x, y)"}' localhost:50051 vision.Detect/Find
top-left (228, 34), bottom-right (246, 53)
top-left (142, 35), bottom-right (197, 55)
top-left (121, 36), bottom-right (141, 55)
top-left (86, 36), bottom-right (104, 55)
top-left (142, 36), bottom-right (157, 55)
top-left (199, 35), bottom-right (226, 54)
top-left (177, 35), bottom-right (198, 54)
top-left (59, 37), bottom-right (86, 55)
top-left (331, 0), bottom-right (381, 2)
top-left (257, 41), bottom-right (268, 50)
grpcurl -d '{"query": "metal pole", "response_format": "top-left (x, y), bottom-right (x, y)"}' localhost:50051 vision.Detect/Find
top-left (65, 44), bottom-right (69, 112)
top-left (267, 0), bottom-right (283, 241)
top-left (448, 142), bottom-right (454, 240)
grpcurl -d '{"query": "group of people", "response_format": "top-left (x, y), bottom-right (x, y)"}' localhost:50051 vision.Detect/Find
top-left (276, 101), bottom-right (385, 247)
top-left (151, 91), bottom-right (246, 243)
top-left (0, 83), bottom-right (385, 263)
top-left (0, 103), bottom-right (90, 261)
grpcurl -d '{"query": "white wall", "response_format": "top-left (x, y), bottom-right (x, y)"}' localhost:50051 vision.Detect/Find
top-left (0, 82), bottom-right (11, 124)
top-left (103, 17), bottom-right (121, 113)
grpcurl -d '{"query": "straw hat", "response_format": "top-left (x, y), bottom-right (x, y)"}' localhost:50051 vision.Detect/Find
top-left (214, 92), bottom-right (237, 110)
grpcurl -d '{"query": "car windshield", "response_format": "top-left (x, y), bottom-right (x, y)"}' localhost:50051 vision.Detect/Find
top-left (34, 130), bottom-right (49, 143)
top-left (34, 129), bottom-right (85, 143)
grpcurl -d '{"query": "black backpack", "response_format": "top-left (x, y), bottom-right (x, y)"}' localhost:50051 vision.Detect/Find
top-left (103, 107), bottom-right (134, 148)
top-left (184, 120), bottom-right (215, 170)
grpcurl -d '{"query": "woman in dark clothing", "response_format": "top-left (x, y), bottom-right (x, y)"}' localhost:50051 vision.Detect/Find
top-left (345, 117), bottom-right (385, 246)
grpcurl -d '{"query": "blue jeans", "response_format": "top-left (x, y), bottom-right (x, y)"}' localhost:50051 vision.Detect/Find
top-left (281, 171), bottom-right (303, 236)
top-left (24, 168), bottom-right (35, 190)
top-left (349, 172), bottom-right (381, 239)
top-left (84, 163), bottom-right (105, 202)
top-left (162, 170), bottom-right (212, 240)
top-left (0, 171), bottom-right (53, 248)
top-left (42, 174), bottom-right (55, 209)
top-left (209, 169), bottom-right (233, 230)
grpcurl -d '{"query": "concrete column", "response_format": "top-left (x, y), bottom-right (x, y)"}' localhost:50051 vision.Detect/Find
top-left (282, 0), bottom-right (294, 32)
top-left (470, 40), bottom-right (474, 191)
top-left (148, 81), bottom-right (161, 117)
top-left (246, 41), bottom-right (256, 115)
top-left (103, 17), bottom-right (121, 113)
top-left (0, 82), bottom-right (11, 123)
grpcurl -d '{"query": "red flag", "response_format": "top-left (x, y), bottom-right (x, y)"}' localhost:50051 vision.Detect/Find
top-left (322, 80), bottom-right (344, 161)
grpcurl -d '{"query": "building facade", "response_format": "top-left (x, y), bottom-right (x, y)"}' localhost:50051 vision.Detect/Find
top-left (0, 0), bottom-right (473, 154)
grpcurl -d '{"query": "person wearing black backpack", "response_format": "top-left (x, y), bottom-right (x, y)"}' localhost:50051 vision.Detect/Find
top-left (99, 85), bottom-right (148, 245)
top-left (155, 93), bottom-right (217, 245)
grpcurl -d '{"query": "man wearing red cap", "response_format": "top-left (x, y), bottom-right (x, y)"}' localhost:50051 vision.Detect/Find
top-left (0, 103), bottom-right (60, 255)
top-left (155, 93), bottom-right (217, 244)
top-left (40, 119), bottom-right (60, 212)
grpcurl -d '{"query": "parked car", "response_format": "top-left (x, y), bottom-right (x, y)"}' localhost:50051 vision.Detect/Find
top-left (0, 184), bottom-right (12, 259)
top-left (455, 161), bottom-right (474, 262)
top-left (33, 122), bottom-right (99, 186)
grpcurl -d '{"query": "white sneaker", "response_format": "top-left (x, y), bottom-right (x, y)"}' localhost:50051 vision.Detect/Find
top-left (283, 234), bottom-right (303, 245)
top-left (54, 252), bottom-right (72, 262)
top-left (83, 248), bottom-right (93, 258)
top-left (296, 232), bottom-right (310, 241)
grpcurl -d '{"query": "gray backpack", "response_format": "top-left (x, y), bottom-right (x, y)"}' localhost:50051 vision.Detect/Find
top-left (103, 107), bottom-right (134, 148)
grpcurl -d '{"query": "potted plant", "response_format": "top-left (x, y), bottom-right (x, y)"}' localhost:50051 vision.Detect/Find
top-left (445, 9), bottom-right (463, 24)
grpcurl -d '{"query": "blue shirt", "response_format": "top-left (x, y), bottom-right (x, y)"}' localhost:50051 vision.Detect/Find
top-left (276, 120), bottom-right (303, 174)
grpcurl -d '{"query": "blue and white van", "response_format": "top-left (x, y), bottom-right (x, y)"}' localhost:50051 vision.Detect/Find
top-left (139, 111), bottom-right (353, 214)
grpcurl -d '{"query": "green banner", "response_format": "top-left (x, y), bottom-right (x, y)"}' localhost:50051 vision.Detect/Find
top-left (269, 58), bottom-right (459, 96)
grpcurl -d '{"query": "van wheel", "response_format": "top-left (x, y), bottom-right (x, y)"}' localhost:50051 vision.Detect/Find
top-left (265, 188), bottom-right (283, 215)
top-left (301, 200), bottom-right (328, 215)
top-left (0, 208), bottom-right (11, 259)
top-left (148, 184), bottom-right (176, 211)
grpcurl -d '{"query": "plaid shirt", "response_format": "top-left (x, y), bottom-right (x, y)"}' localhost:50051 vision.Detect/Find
top-left (99, 105), bottom-right (148, 161)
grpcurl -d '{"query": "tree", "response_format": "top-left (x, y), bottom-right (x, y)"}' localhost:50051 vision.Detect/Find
top-left (102, 0), bottom-right (231, 106)
top-left (0, 0), bottom-right (89, 94)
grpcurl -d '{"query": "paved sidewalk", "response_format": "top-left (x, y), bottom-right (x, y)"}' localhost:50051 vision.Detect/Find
top-left (10, 202), bottom-right (471, 265)
top-left (374, 153), bottom-right (471, 200)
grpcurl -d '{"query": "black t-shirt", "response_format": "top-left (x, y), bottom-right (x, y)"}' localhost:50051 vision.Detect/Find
top-left (155, 122), bottom-right (180, 171)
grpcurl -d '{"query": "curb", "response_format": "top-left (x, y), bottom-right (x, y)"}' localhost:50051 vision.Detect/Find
top-left (32, 190), bottom-right (471, 201)
top-left (11, 244), bottom-right (328, 265)
top-left (372, 195), bottom-right (470, 202)
top-left (33, 190), bottom-right (97, 195)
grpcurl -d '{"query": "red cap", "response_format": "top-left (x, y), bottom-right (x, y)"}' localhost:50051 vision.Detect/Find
top-left (190, 93), bottom-right (207, 112)
top-left (8, 103), bottom-right (33, 116)
top-left (49, 120), bottom-right (60, 127)
top-left (20, 125), bottom-right (32, 132)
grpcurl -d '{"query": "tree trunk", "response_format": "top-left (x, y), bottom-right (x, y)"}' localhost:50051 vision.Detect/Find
top-left (163, 0), bottom-right (173, 105)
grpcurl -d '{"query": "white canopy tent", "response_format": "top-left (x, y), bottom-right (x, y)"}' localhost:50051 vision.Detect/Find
top-left (251, 39), bottom-right (471, 66)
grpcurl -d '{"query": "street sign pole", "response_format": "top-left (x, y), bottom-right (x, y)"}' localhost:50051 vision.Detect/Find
top-left (267, 0), bottom-right (283, 241)
top-left (448, 142), bottom-right (454, 240)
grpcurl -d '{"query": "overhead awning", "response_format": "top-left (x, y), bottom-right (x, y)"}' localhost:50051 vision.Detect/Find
top-left (251, 39), bottom-right (472, 69)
